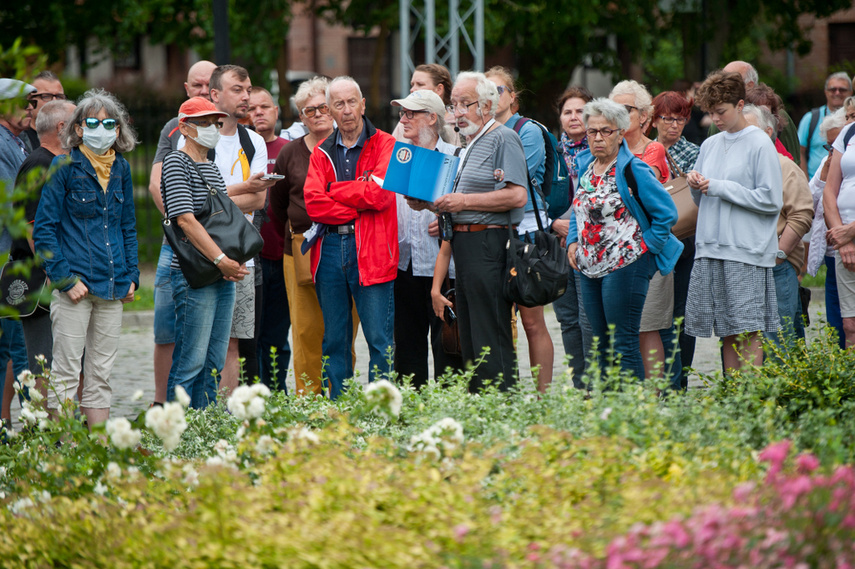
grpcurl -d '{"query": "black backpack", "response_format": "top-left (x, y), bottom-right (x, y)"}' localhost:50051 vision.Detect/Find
top-left (512, 117), bottom-right (573, 219)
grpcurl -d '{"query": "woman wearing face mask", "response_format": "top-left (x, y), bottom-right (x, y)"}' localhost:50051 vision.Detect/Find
top-left (33, 89), bottom-right (139, 427)
top-left (158, 97), bottom-right (250, 409)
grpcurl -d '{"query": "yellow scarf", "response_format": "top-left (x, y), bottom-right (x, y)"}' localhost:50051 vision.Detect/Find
top-left (79, 144), bottom-right (116, 191)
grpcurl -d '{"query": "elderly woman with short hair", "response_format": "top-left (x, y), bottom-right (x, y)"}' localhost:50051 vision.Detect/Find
top-left (567, 98), bottom-right (680, 382)
top-left (34, 88), bottom-right (139, 425)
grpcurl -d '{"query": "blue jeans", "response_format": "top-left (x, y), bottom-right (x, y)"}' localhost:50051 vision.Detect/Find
top-left (825, 255), bottom-right (845, 349)
top-left (153, 243), bottom-right (176, 345)
top-left (552, 270), bottom-right (593, 389)
top-left (315, 233), bottom-right (394, 399)
top-left (167, 269), bottom-right (235, 409)
top-left (257, 257), bottom-right (291, 391)
top-left (579, 252), bottom-right (653, 382)
top-left (765, 260), bottom-right (804, 349)
top-left (0, 319), bottom-right (29, 404)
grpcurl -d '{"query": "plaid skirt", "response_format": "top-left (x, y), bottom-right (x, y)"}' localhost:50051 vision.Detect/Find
top-left (685, 258), bottom-right (778, 338)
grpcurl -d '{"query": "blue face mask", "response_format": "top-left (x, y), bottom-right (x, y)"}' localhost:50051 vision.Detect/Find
top-left (82, 124), bottom-right (117, 155)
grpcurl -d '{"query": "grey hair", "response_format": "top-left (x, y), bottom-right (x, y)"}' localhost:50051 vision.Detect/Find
top-left (455, 71), bottom-right (499, 117)
top-left (742, 104), bottom-right (776, 134)
top-left (820, 108), bottom-right (848, 141)
top-left (583, 98), bottom-right (630, 131)
top-left (34, 70), bottom-right (60, 83)
top-left (34, 100), bottom-right (75, 135)
top-left (62, 88), bottom-right (137, 153)
top-left (326, 76), bottom-right (363, 105)
top-left (743, 63), bottom-right (759, 87)
top-left (825, 71), bottom-right (852, 91)
top-left (610, 80), bottom-right (653, 124)
top-left (295, 76), bottom-right (330, 110)
top-left (846, 95), bottom-right (855, 110)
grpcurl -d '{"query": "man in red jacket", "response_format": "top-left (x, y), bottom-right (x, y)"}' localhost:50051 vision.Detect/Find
top-left (304, 76), bottom-right (397, 399)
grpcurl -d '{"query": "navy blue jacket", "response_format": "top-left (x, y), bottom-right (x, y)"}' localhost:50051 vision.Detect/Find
top-left (34, 147), bottom-right (139, 299)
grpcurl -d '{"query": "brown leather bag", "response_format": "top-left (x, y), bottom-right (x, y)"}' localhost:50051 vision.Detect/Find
top-left (290, 233), bottom-right (314, 286)
top-left (440, 286), bottom-right (462, 356)
top-left (663, 151), bottom-right (698, 241)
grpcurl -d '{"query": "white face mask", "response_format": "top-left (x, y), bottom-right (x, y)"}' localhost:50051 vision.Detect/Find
top-left (81, 124), bottom-right (117, 155)
top-left (190, 124), bottom-right (220, 149)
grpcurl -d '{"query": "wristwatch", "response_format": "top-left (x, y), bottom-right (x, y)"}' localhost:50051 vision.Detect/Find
top-left (213, 253), bottom-right (226, 265)
top-left (776, 250), bottom-right (787, 260)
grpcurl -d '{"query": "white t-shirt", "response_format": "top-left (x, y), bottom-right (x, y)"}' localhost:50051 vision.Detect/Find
top-left (832, 123), bottom-right (855, 225)
top-left (179, 127), bottom-right (267, 266)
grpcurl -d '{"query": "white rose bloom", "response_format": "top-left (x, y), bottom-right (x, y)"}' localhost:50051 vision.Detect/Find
top-left (365, 380), bottom-right (403, 419)
top-left (227, 384), bottom-right (271, 420)
top-left (145, 402), bottom-right (188, 452)
top-left (16, 370), bottom-right (36, 391)
top-left (182, 464), bottom-right (199, 487)
top-left (292, 427), bottom-right (319, 444)
top-left (106, 462), bottom-right (122, 481)
top-left (19, 401), bottom-right (48, 428)
top-left (106, 417), bottom-right (142, 450)
top-left (255, 435), bottom-right (277, 455)
top-left (132, 390), bottom-right (144, 401)
top-left (93, 481), bottom-right (108, 496)
top-left (174, 385), bottom-right (191, 408)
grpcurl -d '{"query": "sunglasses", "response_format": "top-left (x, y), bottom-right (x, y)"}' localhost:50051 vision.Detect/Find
top-left (82, 117), bottom-right (117, 130)
top-left (301, 104), bottom-right (330, 118)
top-left (496, 85), bottom-right (510, 96)
top-left (826, 87), bottom-right (851, 94)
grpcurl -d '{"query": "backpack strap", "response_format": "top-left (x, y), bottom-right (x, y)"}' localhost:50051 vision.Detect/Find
top-left (805, 107), bottom-right (821, 154)
top-left (843, 124), bottom-right (855, 152)
top-left (623, 161), bottom-right (652, 225)
top-left (204, 124), bottom-right (257, 167)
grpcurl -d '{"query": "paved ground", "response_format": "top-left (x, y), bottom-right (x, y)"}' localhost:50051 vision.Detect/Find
top-left (10, 282), bottom-right (830, 427)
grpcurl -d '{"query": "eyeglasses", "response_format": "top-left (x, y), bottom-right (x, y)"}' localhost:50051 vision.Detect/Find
top-left (301, 104), bottom-right (330, 118)
top-left (446, 101), bottom-right (479, 115)
top-left (496, 85), bottom-right (509, 96)
top-left (657, 115), bottom-right (688, 125)
top-left (29, 93), bottom-right (67, 103)
top-left (82, 117), bottom-right (117, 130)
top-left (827, 87), bottom-right (851, 94)
top-left (398, 109), bottom-right (428, 120)
top-left (186, 119), bottom-right (222, 128)
top-left (586, 128), bottom-right (620, 139)
top-left (624, 104), bottom-right (638, 114)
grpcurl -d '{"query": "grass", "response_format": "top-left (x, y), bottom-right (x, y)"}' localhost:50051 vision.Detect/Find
top-left (126, 285), bottom-right (155, 311)
top-left (802, 264), bottom-right (826, 288)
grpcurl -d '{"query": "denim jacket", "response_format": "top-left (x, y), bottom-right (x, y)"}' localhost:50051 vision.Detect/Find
top-left (34, 147), bottom-right (139, 299)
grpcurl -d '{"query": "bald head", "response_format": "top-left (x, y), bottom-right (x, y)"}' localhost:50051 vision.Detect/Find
top-left (185, 60), bottom-right (217, 100)
top-left (723, 61), bottom-right (758, 88)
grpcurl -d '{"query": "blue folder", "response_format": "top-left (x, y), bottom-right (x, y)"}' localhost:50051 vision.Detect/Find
top-left (382, 141), bottom-right (460, 202)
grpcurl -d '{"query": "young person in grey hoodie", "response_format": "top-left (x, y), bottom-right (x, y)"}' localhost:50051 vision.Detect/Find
top-left (684, 70), bottom-right (783, 371)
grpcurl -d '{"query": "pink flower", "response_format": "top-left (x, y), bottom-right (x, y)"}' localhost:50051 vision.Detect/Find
top-left (759, 440), bottom-right (792, 477)
top-left (453, 523), bottom-right (469, 543)
top-left (795, 453), bottom-right (820, 474)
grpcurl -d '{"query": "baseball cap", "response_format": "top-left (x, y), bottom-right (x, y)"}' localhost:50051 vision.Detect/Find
top-left (391, 90), bottom-right (445, 116)
top-left (178, 96), bottom-right (228, 121)
top-left (0, 78), bottom-right (36, 101)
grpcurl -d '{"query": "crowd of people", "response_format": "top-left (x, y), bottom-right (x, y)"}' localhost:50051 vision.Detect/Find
top-left (1, 59), bottom-right (854, 428)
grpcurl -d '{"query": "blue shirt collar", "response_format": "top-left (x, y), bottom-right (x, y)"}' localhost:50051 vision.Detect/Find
top-left (336, 120), bottom-right (368, 150)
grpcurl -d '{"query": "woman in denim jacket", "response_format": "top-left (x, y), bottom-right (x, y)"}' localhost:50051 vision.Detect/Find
top-left (34, 89), bottom-right (139, 427)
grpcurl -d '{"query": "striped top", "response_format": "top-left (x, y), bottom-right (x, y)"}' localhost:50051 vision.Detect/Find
top-left (161, 150), bottom-right (229, 270)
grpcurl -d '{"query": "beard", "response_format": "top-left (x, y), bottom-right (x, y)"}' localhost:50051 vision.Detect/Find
top-left (405, 126), bottom-right (438, 148)
top-left (457, 118), bottom-right (481, 136)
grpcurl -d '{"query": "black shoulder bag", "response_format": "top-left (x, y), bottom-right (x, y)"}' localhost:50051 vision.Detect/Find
top-left (162, 152), bottom-right (263, 289)
top-left (502, 182), bottom-right (570, 308)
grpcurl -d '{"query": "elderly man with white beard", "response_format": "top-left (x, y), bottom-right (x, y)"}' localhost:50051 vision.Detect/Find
top-left (391, 90), bottom-right (464, 386)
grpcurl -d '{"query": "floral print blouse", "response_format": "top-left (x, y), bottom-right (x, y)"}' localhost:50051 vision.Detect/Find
top-left (573, 162), bottom-right (647, 278)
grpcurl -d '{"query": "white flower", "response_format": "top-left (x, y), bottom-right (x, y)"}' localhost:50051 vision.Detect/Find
top-left (16, 370), bottom-right (36, 391)
top-left (255, 435), bottom-right (277, 455)
top-left (34, 354), bottom-right (46, 364)
top-left (291, 427), bottom-right (319, 444)
top-left (105, 417), bottom-right (142, 450)
top-left (106, 462), bottom-right (122, 481)
top-left (212, 439), bottom-right (238, 464)
top-left (19, 400), bottom-right (48, 429)
top-left (409, 417), bottom-right (465, 459)
top-left (174, 385), bottom-right (191, 408)
top-left (227, 384), bottom-right (271, 420)
top-left (132, 390), bottom-right (144, 401)
top-left (409, 431), bottom-right (441, 459)
top-left (182, 464), bottom-right (199, 487)
top-left (145, 402), bottom-right (187, 452)
top-left (28, 390), bottom-right (43, 402)
top-left (600, 407), bottom-right (613, 421)
top-left (8, 497), bottom-right (35, 515)
top-left (364, 380), bottom-right (403, 420)
top-left (93, 481), bottom-right (108, 496)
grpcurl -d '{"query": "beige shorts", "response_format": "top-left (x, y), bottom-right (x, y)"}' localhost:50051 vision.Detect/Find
top-left (836, 253), bottom-right (855, 318)
top-left (640, 270), bottom-right (675, 332)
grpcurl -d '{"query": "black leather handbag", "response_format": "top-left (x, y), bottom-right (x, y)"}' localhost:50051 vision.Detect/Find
top-left (162, 152), bottom-right (263, 289)
top-left (0, 260), bottom-right (48, 318)
top-left (502, 185), bottom-right (570, 308)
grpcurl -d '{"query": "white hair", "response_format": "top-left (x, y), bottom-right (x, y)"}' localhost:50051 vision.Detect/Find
top-left (610, 80), bottom-right (653, 124)
top-left (295, 76), bottom-right (330, 110)
top-left (454, 71), bottom-right (498, 117)
top-left (820, 108), bottom-right (848, 142)
top-left (583, 98), bottom-right (631, 131)
top-left (825, 71), bottom-right (852, 92)
top-left (325, 76), bottom-right (363, 105)
top-left (742, 104), bottom-right (775, 134)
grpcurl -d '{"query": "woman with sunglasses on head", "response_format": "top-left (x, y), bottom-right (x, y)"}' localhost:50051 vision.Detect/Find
top-left (269, 77), bottom-right (343, 394)
top-left (566, 98), bottom-right (680, 383)
top-left (33, 89), bottom-right (139, 426)
top-left (610, 81), bottom-right (678, 385)
top-left (158, 97), bottom-right (250, 409)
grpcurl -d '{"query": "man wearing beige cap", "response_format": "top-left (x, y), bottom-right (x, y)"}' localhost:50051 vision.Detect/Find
top-left (391, 90), bottom-right (463, 385)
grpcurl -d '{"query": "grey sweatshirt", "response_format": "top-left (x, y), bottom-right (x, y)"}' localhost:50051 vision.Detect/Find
top-left (692, 125), bottom-right (783, 267)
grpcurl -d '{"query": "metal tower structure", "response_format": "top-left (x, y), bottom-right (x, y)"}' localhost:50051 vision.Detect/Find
top-left (398, 0), bottom-right (484, 97)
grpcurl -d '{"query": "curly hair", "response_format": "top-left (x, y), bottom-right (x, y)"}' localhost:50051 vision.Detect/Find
top-left (695, 70), bottom-right (745, 111)
top-left (746, 83), bottom-right (787, 133)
